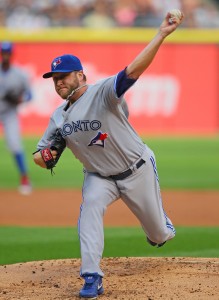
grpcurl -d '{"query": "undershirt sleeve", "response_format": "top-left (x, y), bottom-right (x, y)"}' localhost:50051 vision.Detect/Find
top-left (115, 67), bottom-right (138, 98)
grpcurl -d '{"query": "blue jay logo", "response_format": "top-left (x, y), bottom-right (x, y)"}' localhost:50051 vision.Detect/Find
top-left (88, 131), bottom-right (108, 147)
top-left (52, 58), bottom-right (62, 69)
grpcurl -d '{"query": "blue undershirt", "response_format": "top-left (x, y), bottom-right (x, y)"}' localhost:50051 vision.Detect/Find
top-left (115, 68), bottom-right (137, 98)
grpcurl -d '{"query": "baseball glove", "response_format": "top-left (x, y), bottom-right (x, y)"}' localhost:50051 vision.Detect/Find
top-left (40, 129), bottom-right (66, 172)
top-left (3, 88), bottom-right (24, 105)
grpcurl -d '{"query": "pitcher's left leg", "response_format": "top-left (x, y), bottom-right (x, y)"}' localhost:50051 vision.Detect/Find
top-left (118, 151), bottom-right (175, 245)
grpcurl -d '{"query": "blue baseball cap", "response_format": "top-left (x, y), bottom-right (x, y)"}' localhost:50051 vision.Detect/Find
top-left (1, 41), bottom-right (13, 53)
top-left (43, 54), bottom-right (83, 78)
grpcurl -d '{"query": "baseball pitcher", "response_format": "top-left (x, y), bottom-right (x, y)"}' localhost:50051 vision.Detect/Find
top-left (33, 11), bottom-right (184, 299)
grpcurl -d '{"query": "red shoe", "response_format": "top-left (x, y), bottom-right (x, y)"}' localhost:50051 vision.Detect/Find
top-left (18, 175), bottom-right (32, 195)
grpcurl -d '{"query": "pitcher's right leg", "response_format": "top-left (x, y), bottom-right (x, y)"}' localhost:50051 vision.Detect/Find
top-left (78, 172), bottom-right (120, 277)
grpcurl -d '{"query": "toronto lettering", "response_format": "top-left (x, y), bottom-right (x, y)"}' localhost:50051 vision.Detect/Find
top-left (61, 120), bottom-right (101, 136)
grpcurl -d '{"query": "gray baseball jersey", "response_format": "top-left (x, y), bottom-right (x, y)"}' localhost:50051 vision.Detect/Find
top-left (37, 74), bottom-right (175, 277)
top-left (37, 75), bottom-right (145, 176)
top-left (0, 65), bottom-right (31, 152)
top-left (0, 65), bottom-right (30, 112)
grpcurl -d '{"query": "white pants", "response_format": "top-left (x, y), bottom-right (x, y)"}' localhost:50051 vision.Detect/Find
top-left (78, 146), bottom-right (175, 277)
top-left (0, 108), bottom-right (23, 153)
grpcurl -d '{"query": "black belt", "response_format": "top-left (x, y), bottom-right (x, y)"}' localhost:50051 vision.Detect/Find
top-left (110, 159), bottom-right (145, 181)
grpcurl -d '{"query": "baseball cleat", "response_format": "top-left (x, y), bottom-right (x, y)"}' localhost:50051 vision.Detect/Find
top-left (79, 273), bottom-right (104, 299)
top-left (18, 175), bottom-right (32, 195)
top-left (147, 237), bottom-right (166, 248)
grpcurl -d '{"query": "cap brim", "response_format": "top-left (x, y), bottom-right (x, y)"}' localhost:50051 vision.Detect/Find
top-left (42, 72), bottom-right (53, 78)
top-left (42, 69), bottom-right (81, 79)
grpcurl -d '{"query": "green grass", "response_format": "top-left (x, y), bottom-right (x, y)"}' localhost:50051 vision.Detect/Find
top-left (145, 136), bottom-right (219, 189)
top-left (1, 137), bottom-right (218, 266)
top-left (0, 136), bottom-right (219, 189)
top-left (0, 226), bottom-right (218, 265)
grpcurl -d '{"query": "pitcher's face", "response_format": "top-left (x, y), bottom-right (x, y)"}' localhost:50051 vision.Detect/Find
top-left (53, 71), bottom-right (81, 99)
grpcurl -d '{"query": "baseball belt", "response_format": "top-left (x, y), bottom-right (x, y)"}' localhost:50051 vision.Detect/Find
top-left (110, 159), bottom-right (145, 181)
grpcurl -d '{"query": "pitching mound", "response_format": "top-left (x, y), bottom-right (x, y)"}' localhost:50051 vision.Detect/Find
top-left (0, 190), bottom-right (219, 299)
top-left (0, 257), bottom-right (219, 300)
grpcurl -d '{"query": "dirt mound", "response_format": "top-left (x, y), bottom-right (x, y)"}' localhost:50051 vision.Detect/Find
top-left (0, 257), bottom-right (219, 300)
top-left (0, 190), bottom-right (219, 299)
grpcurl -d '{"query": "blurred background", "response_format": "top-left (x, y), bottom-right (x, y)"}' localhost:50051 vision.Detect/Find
top-left (0, 0), bottom-right (219, 264)
top-left (0, 0), bottom-right (219, 28)
top-left (0, 0), bottom-right (218, 136)
top-left (0, 0), bottom-right (219, 189)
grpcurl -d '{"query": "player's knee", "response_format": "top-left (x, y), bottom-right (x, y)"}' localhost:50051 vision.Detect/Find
top-left (148, 229), bottom-right (172, 244)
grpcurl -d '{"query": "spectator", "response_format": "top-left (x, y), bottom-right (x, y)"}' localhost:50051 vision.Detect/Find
top-left (0, 0), bottom-right (218, 29)
top-left (81, 0), bottom-right (116, 28)
top-left (6, 5), bottom-right (51, 29)
top-left (113, 0), bottom-right (137, 27)
top-left (181, 0), bottom-right (219, 28)
top-left (133, 0), bottom-right (163, 27)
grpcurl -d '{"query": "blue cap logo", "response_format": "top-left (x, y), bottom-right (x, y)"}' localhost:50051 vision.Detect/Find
top-left (52, 58), bottom-right (62, 69)
top-left (43, 54), bottom-right (83, 78)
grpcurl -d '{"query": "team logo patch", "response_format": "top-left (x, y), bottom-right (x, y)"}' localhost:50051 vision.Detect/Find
top-left (52, 58), bottom-right (62, 69)
top-left (88, 131), bottom-right (108, 147)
